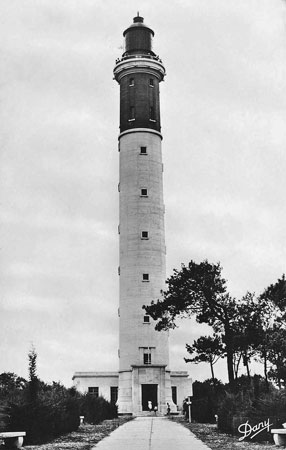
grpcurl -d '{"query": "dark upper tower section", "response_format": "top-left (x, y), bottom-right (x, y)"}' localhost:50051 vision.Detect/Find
top-left (114, 15), bottom-right (165, 135)
top-left (123, 15), bottom-right (155, 57)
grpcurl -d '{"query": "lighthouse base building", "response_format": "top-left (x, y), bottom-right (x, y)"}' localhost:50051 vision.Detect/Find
top-left (73, 15), bottom-right (192, 415)
top-left (73, 370), bottom-right (192, 415)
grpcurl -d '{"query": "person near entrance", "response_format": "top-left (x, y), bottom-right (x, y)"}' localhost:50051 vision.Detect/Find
top-left (183, 398), bottom-right (189, 420)
top-left (166, 402), bottom-right (170, 415)
top-left (142, 384), bottom-right (157, 411)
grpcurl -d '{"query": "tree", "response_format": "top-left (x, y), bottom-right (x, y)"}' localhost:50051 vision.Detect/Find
top-left (185, 335), bottom-right (224, 382)
top-left (255, 275), bottom-right (286, 388)
top-left (0, 372), bottom-right (27, 393)
top-left (0, 372), bottom-right (27, 401)
top-left (260, 274), bottom-right (286, 313)
top-left (143, 260), bottom-right (239, 383)
top-left (266, 325), bottom-right (286, 389)
top-left (232, 293), bottom-right (265, 379)
top-left (28, 345), bottom-right (39, 401)
top-left (144, 261), bottom-right (286, 385)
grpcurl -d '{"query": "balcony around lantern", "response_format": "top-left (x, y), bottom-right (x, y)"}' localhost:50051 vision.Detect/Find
top-left (115, 53), bottom-right (162, 66)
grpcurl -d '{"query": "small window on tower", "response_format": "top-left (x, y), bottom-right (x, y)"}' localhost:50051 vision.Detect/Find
top-left (141, 231), bottom-right (149, 239)
top-left (128, 106), bottom-right (135, 121)
top-left (140, 188), bottom-right (148, 197)
top-left (142, 273), bottom-right (149, 282)
top-left (129, 78), bottom-right (134, 86)
top-left (143, 315), bottom-right (150, 323)
top-left (143, 351), bottom-right (151, 365)
top-left (150, 106), bottom-right (155, 120)
top-left (149, 78), bottom-right (154, 87)
top-left (140, 146), bottom-right (147, 155)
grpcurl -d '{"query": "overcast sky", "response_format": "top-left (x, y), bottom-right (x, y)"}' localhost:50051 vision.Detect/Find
top-left (1, 0), bottom-right (286, 387)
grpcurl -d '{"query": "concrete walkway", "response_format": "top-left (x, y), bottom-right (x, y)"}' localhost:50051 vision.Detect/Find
top-left (92, 417), bottom-right (211, 449)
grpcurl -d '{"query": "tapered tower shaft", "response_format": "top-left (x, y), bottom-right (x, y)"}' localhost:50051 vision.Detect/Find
top-left (114, 15), bottom-right (172, 414)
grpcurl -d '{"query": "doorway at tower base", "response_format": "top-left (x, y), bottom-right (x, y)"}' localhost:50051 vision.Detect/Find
top-left (117, 367), bottom-right (192, 415)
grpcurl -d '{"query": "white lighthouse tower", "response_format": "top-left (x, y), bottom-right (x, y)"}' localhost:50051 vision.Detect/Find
top-left (113, 14), bottom-right (171, 415)
top-left (73, 15), bottom-right (192, 415)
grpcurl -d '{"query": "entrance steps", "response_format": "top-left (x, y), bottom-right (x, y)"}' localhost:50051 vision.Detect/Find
top-left (135, 411), bottom-right (165, 417)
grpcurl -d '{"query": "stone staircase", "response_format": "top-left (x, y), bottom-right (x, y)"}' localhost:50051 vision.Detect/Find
top-left (135, 411), bottom-right (165, 417)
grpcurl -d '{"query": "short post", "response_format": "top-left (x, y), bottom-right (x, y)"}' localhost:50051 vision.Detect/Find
top-left (187, 396), bottom-right (192, 423)
top-left (79, 416), bottom-right (84, 425)
top-left (214, 414), bottom-right (218, 428)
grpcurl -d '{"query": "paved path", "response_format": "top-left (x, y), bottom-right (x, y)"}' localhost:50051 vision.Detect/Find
top-left (92, 417), bottom-right (211, 449)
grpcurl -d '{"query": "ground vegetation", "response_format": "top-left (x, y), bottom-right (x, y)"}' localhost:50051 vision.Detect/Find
top-left (0, 348), bottom-right (117, 445)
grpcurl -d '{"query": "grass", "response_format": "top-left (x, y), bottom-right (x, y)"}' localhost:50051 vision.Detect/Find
top-left (172, 418), bottom-right (276, 450)
top-left (0, 417), bottom-right (133, 450)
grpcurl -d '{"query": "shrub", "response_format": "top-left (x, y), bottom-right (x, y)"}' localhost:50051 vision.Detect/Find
top-left (80, 395), bottom-right (117, 424)
top-left (217, 392), bottom-right (247, 432)
top-left (7, 383), bottom-right (81, 444)
top-left (9, 395), bottom-right (80, 444)
top-left (0, 403), bottom-right (10, 432)
top-left (192, 379), bottom-right (225, 423)
top-left (1, 369), bottom-right (118, 445)
top-left (217, 376), bottom-right (285, 441)
top-left (247, 389), bottom-right (286, 425)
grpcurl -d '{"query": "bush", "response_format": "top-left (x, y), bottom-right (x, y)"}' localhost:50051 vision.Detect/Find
top-left (8, 391), bottom-right (118, 443)
top-left (217, 376), bottom-right (285, 441)
top-left (80, 395), bottom-right (117, 424)
top-left (217, 392), bottom-right (246, 432)
top-left (247, 389), bottom-right (286, 425)
top-left (191, 379), bottom-right (225, 423)
top-left (0, 403), bottom-right (10, 432)
top-left (4, 382), bottom-right (81, 444)
top-left (0, 370), bottom-right (118, 445)
top-left (9, 395), bottom-right (80, 444)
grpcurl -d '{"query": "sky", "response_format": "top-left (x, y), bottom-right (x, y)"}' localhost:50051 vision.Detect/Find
top-left (1, 0), bottom-right (286, 387)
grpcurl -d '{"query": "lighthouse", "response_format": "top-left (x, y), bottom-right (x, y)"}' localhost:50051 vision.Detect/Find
top-left (114, 14), bottom-right (170, 415)
top-left (72, 15), bottom-right (192, 416)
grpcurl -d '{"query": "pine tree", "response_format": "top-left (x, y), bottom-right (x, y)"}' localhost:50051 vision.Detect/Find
top-left (28, 345), bottom-right (38, 402)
